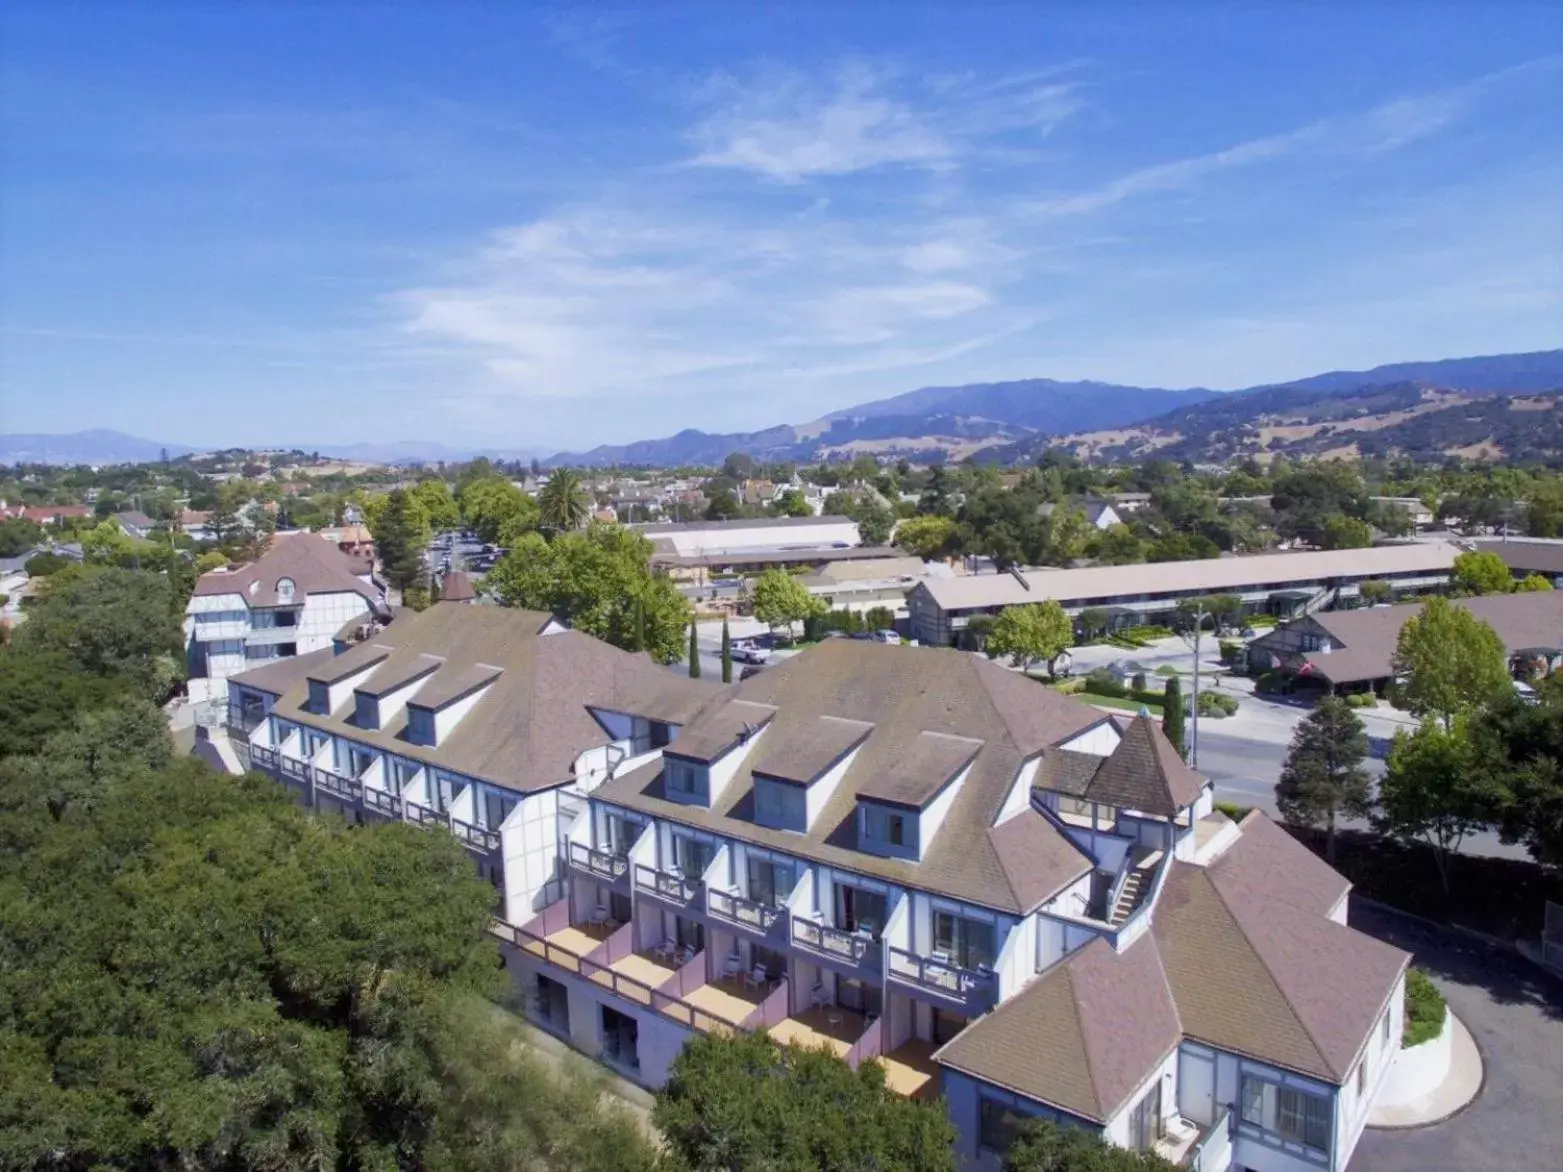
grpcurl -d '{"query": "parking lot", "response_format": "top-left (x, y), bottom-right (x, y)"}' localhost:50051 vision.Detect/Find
top-left (1348, 902), bottom-right (1563, 1172)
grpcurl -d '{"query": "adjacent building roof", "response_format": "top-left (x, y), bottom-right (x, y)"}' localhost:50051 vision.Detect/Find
top-left (653, 546), bottom-right (903, 569)
top-left (439, 570), bottom-right (477, 602)
top-left (192, 532), bottom-right (384, 609)
top-left (1154, 844), bottom-right (1407, 1083)
top-left (636, 515), bottom-right (858, 535)
top-left (919, 541), bottom-right (1460, 612)
top-left (1258, 589), bottom-right (1563, 684)
top-left (115, 510), bottom-right (157, 530)
top-left (855, 731), bottom-right (983, 809)
top-left (936, 935), bottom-right (1181, 1123)
top-left (595, 641), bottom-right (1112, 913)
top-left (1473, 539), bottom-right (1563, 577)
top-left (230, 603), bottom-right (720, 793)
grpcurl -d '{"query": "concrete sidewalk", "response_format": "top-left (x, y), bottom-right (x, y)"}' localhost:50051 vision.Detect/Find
top-left (1367, 1013), bottom-right (1484, 1129)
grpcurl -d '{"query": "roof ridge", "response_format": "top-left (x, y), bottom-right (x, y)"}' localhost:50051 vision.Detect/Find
top-left (1203, 869), bottom-right (1336, 1077)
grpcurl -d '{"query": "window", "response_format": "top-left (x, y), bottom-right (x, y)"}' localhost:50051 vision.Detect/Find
top-left (1356, 1062), bottom-right (1367, 1097)
top-left (275, 609), bottom-right (297, 627)
top-left (602, 812), bottom-right (639, 856)
top-left (671, 834), bottom-right (713, 879)
top-left (754, 777), bottom-right (806, 831)
top-left (978, 1099), bottom-right (1027, 1154)
top-left (665, 758), bottom-right (707, 802)
top-left (348, 746), bottom-right (377, 779)
top-left (484, 789), bottom-right (519, 831)
top-left (834, 884), bottom-right (887, 938)
top-left (407, 706), bottom-right (436, 747)
top-left (860, 803), bottom-right (915, 854)
top-left (746, 856), bottom-right (796, 908)
top-left (933, 911), bottom-right (996, 970)
top-left (276, 577), bottom-right (295, 602)
top-left (1381, 1009), bottom-right (1391, 1044)
top-left (391, 759), bottom-right (420, 795)
top-left (1241, 1075), bottom-right (1331, 1154)
top-left (307, 681), bottom-right (330, 715)
top-left (1128, 1081), bottom-right (1162, 1152)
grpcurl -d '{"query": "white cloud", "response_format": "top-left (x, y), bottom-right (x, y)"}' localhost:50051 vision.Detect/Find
top-left (687, 63), bottom-right (1080, 182)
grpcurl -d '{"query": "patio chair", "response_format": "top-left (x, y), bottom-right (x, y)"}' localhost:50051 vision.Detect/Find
top-left (654, 938), bottom-right (677, 962)
top-left (587, 905), bottom-right (609, 929)
top-left (809, 982), bottom-right (832, 1011)
top-left (743, 963), bottom-right (768, 992)
top-left (722, 954), bottom-right (743, 982)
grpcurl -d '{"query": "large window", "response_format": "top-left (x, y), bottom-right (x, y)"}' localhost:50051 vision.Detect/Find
top-left (978, 1099), bottom-right (1027, 1154)
top-left (746, 856), bottom-right (796, 909)
top-left (665, 758), bottom-right (707, 803)
top-left (602, 812), bottom-right (640, 856)
top-left (933, 910), bottom-right (996, 971)
top-left (670, 834), bottom-right (713, 879)
top-left (1241, 1075), bottom-right (1331, 1154)
top-left (860, 803), bottom-right (914, 855)
top-left (754, 777), bottom-right (806, 831)
top-left (834, 884), bottom-right (887, 938)
top-left (484, 789), bottom-right (519, 831)
top-left (1127, 1080), bottom-right (1162, 1152)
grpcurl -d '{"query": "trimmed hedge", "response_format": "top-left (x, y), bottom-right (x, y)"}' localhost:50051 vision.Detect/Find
top-left (1197, 691), bottom-right (1239, 718)
top-left (1403, 968), bottom-right (1446, 1048)
top-left (1345, 692), bottom-right (1378, 709)
top-left (1082, 670), bottom-right (1167, 708)
top-left (1215, 801), bottom-right (1252, 821)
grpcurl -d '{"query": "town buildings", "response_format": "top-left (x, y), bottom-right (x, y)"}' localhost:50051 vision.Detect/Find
top-left (221, 604), bottom-right (1411, 1172)
top-left (183, 532), bottom-right (388, 699)
top-left (637, 515), bottom-right (901, 585)
top-left (909, 542), bottom-right (1461, 648)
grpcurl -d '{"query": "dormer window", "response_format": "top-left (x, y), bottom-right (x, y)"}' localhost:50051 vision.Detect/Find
top-left (276, 577), bottom-right (296, 603)
top-left (665, 756), bottom-right (708, 804)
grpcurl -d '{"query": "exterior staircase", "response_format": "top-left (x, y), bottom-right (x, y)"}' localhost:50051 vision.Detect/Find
top-left (1109, 869), bottom-right (1149, 927)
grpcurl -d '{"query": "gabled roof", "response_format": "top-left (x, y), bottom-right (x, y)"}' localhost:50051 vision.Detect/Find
top-left (192, 532), bottom-right (383, 609)
top-left (1153, 859), bottom-right (1407, 1082)
top-left (595, 640), bottom-right (1103, 913)
top-left (1033, 715), bottom-right (1204, 817)
top-left (935, 936), bottom-right (1181, 1123)
top-left (439, 570), bottom-right (477, 602)
top-left (855, 731), bottom-right (982, 809)
top-left (230, 604), bottom-right (720, 793)
top-left (755, 715), bottom-right (875, 785)
top-left (1210, 812), bottom-right (1350, 917)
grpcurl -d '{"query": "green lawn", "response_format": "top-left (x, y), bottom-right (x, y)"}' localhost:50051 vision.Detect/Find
top-left (1078, 692), bottom-right (1164, 716)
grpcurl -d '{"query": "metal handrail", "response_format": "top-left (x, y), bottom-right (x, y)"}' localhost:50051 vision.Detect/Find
top-left (792, 916), bottom-right (878, 965)
top-left (568, 841), bottom-right (628, 880)
top-left (707, 888), bottom-right (784, 933)
top-left (251, 745), bottom-right (279, 770)
top-left (634, 862), bottom-right (701, 904)
top-left (453, 818), bottom-right (501, 852)
top-left (1183, 1106), bottom-right (1232, 1171)
top-left (887, 945), bottom-right (995, 998)
top-left (312, 767), bottom-right (361, 801)
top-left (363, 787), bottom-right (404, 817)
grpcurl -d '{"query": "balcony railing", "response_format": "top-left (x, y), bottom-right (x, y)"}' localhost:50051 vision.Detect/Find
top-left (707, 889), bottom-right (786, 937)
top-left (791, 916), bottom-right (881, 970)
top-left (363, 787), bottom-right (404, 818)
top-left (567, 841), bottom-right (629, 883)
top-left (251, 745), bottom-right (278, 771)
top-left (406, 801), bottom-right (447, 829)
top-left (279, 754), bottom-right (310, 782)
top-left (1183, 1107), bottom-right (1233, 1171)
top-left (312, 767), bottom-right (361, 802)
top-left (453, 818), bottom-right (501, 853)
top-left (886, 946), bottom-right (997, 1011)
top-left (634, 863), bottom-right (703, 906)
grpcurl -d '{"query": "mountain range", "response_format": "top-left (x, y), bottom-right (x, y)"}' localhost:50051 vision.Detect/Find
top-left (4, 350), bottom-right (1560, 468)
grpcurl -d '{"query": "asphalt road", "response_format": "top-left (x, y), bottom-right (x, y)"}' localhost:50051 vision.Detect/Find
top-left (1348, 902), bottom-right (1563, 1172)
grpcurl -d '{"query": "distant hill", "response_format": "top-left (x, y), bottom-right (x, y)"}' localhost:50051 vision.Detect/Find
top-left (0, 429), bottom-right (196, 466)
top-left (548, 349), bottom-right (1563, 467)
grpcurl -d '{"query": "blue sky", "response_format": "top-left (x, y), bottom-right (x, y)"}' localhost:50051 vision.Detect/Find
top-left (2, 3), bottom-right (1561, 453)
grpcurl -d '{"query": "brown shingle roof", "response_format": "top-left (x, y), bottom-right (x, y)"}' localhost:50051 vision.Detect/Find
top-left (233, 604), bottom-right (720, 794)
top-left (1081, 715), bottom-right (1205, 817)
top-left (1154, 861), bottom-right (1407, 1082)
top-left (1211, 812), bottom-right (1350, 918)
top-left (439, 570), bottom-right (477, 602)
top-left (595, 641), bottom-right (1102, 913)
top-left (230, 646), bottom-right (339, 694)
top-left (667, 699), bottom-right (779, 763)
top-left (935, 936), bottom-right (1181, 1122)
top-left (855, 731), bottom-right (983, 809)
top-left (755, 715), bottom-right (875, 785)
top-left (1475, 539), bottom-right (1563, 577)
top-left (192, 532), bottom-right (383, 609)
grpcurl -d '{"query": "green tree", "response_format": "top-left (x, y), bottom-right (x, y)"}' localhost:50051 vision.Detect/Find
top-left (22, 551), bottom-right (71, 578)
top-left (1162, 676), bottom-right (1186, 759)
top-left (1391, 596), bottom-right (1510, 728)
top-left (1088, 523), bottom-right (1146, 565)
top-left (79, 519), bottom-right (139, 564)
top-left (1450, 549), bottom-right (1514, 596)
top-left (773, 488), bottom-right (812, 517)
top-left (854, 502), bottom-right (896, 546)
top-left (654, 1030), bottom-right (957, 1172)
top-left (721, 615), bottom-right (732, 683)
top-left (1359, 579), bottom-right (1392, 605)
top-left (460, 476), bottom-right (539, 544)
top-left (985, 601), bottom-right (1073, 675)
top-left (1320, 514), bottom-right (1373, 550)
top-left (1076, 606), bottom-right (1110, 641)
top-left (483, 525), bottom-right (689, 662)
top-left (894, 514), bottom-right (957, 560)
top-left (14, 566), bottom-right (184, 699)
top-left (1515, 573), bottom-right (1554, 592)
top-left (0, 516), bottom-right (45, 557)
top-left (412, 476), bottom-right (461, 532)
top-left (0, 648), bottom-right (132, 760)
top-left (751, 567), bottom-right (826, 636)
top-left (538, 468), bottom-right (592, 531)
top-left (1377, 717), bottom-right (1505, 893)
top-left (689, 618), bottom-right (701, 679)
top-left (209, 481), bottom-right (244, 545)
top-left (194, 549), bottom-right (229, 573)
top-left (10, 693), bottom-right (172, 820)
top-left (1275, 696), bottom-right (1373, 862)
top-left (1483, 693), bottom-right (1563, 869)
top-left (1003, 1118), bottom-right (1175, 1171)
top-left (704, 486), bottom-right (742, 521)
top-left (371, 488), bottom-right (431, 593)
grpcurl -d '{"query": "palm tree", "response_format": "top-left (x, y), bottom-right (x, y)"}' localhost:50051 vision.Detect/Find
top-left (538, 468), bottom-right (591, 531)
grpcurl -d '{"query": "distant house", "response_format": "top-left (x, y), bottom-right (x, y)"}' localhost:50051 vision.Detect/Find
top-left (438, 570), bottom-right (478, 603)
top-left (184, 532), bottom-right (389, 700)
top-left (1472, 539), bottom-right (1563, 587)
top-left (114, 511), bottom-right (158, 540)
top-left (635, 515), bottom-right (881, 585)
top-left (2, 503), bottom-right (92, 525)
top-left (1370, 497), bottom-right (1436, 530)
top-left (179, 509), bottom-right (215, 541)
top-left (317, 524), bottom-right (376, 560)
top-left (1037, 499), bottom-right (1123, 531)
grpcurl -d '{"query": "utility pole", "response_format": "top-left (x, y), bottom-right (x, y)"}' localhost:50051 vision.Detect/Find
top-left (1180, 598), bottom-right (1209, 768)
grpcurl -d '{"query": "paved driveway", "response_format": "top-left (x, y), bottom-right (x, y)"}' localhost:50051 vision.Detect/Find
top-left (1348, 901), bottom-right (1563, 1172)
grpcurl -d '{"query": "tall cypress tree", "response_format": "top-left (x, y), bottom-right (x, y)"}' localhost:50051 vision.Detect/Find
top-left (721, 616), bottom-right (732, 683)
top-left (688, 619), bottom-right (701, 679)
top-left (1162, 676), bottom-right (1186, 760)
top-left (1276, 695), bottom-right (1372, 863)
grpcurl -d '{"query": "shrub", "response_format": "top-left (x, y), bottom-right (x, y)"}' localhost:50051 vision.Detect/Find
top-left (1218, 639), bottom-right (1244, 666)
top-left (1197, 691), bottom-right (1239, 718)
top-left (1085, 669), bottom-right (1128, 698)
top-left (1154, 664), bottom-right (1178, 677)
top-left (1132, 672), bottom-right (1148, 692)
top-left (1403, 968), bottom-right (1447, 1047)
top-left (1215, 801), bottom-right (1252, 821)
top-left (1345, 692), bottom-right (1378, 709)
top-left (1255, 671), bottom-right (1290, 695)
top-left (1246, 614), bottom-right (1278, 629)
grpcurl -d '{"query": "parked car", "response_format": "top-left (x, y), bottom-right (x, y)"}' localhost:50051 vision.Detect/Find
top-left (733, 644), bottom-right (770, 665)
top-left (870, 629), bottom-right (902, 645)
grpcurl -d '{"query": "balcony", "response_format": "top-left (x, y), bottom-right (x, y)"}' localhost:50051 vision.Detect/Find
top-left (706, 889), bottom-right (788, 942)
top-left (312, 766), bottom-right (361, 802)
top-left (633, 862), bottom-right (703, 909)
top-left (499, 905), bottom-right (616, 976)
top-left (192, 619), bottom-right (249, 641)
top-left (566, 842), bottom-right (631, 891)
top-left (405, 801), bottom-right (448, 829)
top-left (251, 745), bottom-right (279, 771)
top-left (879, 1037), bottom-right (941, 1100)
top-left (790, 914), bottom-right (882, 978)
top-left (453, 817), bottom-right (501, 853)
top-left (886, 946), bottom-right (997, 1014)
top-left (246, 625), bottom-right (303, 646)
top-left (278, 753), bottom-right (311, 785)
top-left (769, 1005), bottom-right (872, 1061)
top-left (362, 787), bottom-right (404, 819)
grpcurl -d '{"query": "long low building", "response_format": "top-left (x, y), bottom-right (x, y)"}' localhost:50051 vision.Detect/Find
top-left (1247, 589), bottom-right (1563, 689)
top-left (216, 602), bottom-right (1415, 1172)
top-left (1472, 539), bottom-right (1563, 585)
top-left (909, 542), bottom-right (1460, 647)
top-left (636, 515), bottom-right (902, 585)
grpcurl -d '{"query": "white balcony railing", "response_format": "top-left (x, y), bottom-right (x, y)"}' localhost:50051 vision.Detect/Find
top-left (707, 889), bottom-right (785, 935)
top-left (886, 946), bottom-right (996, 1010)
top-left (633, 862), bottom-right (702, 905)
top-left (791, 915), bottom-right (880, 970)
top-left (567, 841), bottom-right (629, 883)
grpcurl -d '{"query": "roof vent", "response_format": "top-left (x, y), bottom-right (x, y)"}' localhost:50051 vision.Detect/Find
top-left (739, 721), bottom-right (757, 743)
top-left (1009, 567), bottom-right (1030, 591)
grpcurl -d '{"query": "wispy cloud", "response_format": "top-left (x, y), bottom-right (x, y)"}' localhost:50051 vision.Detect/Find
top-left (687, 62), bottom-right (1080, 182)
